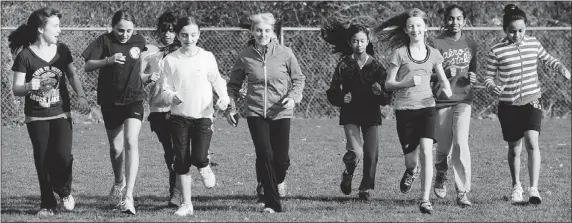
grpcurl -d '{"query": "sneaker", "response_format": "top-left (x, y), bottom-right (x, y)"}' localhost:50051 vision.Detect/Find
top-left (456, 191), bottom-right (472, 207)
top-left (174, 203), bottom-right (194, 216)
top-left (434, 172), bottom-right (447, 199)
top-left (511, 184), bottom-right (524, 203)
top-left (198, 165), bottom-right (216, 189)
top-left (278, 182), bottom-right (287, 198)
top-left (340, 170), bottom-right (353, 195)
top-left (528, 187), bottom-right (542, 204)
top-left (36, 208), bottom-right (55, 217)
top-left (400, 166), bottom-right (419, 194)
top-left (119, 197), bottom-right (136, 215)
top-left (109, 177), bottom-right (126, 206)
top-left (262, 207), bottom-right (276, 213)
top-left (256, 183), bottom-right (265, 206)
top-left (419, 199), bottom-right (433, 214)
top-left (61, 195), bottom-right (75, 211)
top-left (168, 188), bottom-right (182, 207)
top-left (358, 190), bottom-right (370, 201)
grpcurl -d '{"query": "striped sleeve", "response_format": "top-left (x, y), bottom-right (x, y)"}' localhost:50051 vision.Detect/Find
top-left (537, 42), bottom-right (564, 72)
top-left (484, 48), bottom-right (499, 89)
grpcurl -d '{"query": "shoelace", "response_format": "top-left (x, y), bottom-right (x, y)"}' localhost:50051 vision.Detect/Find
top-left (404, 173), bottom-right (415, 186)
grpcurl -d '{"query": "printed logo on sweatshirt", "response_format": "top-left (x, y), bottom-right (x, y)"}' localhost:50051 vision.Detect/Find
top-left (29, 66), bottom-right (62, 108)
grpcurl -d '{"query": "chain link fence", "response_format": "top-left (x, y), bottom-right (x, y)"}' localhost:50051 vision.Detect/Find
top-left (1, 27), bottom-right (571, 125)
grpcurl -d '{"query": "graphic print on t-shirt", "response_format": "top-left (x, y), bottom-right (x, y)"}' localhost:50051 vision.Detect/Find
top-left (441, 47), bottom-right (471, 85)
top-left (129, 47), bottom-right (141, 59)
top-left (29, 66), bottom-right (63, 108)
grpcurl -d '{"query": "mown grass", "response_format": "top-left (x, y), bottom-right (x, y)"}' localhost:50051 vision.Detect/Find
top-left (1, 119), bottom-right (570, 222)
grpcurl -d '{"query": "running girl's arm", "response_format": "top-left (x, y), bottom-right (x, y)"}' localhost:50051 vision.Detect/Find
top-left (140, 44), bottom-right (159, 84)
top-left (206, 52), bottom-right (230, 101)
top-left (12, 72), bottom-right (32, 97)
top-left (284, 48), bottom-right (306, 104)
top-left (434, 63), bottom-right (452, 91)
top-left (65, 64), bottom-right (87, 99)
top-left (326, 61), bottom-right (344, 107)
top-left (158, 58), bottom-right (177, 104)
top-left (384, 64), bottom-right (414, 90)
top-left (484, 49), bottom-right (500, 90)
top-left (537, 42), bottom-right (571, 79)
top-left (227, 56), bottom-right (247, 108)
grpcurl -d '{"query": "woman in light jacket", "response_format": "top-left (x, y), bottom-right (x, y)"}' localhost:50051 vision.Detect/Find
top-left (226, 12), bottom-right (306, 213)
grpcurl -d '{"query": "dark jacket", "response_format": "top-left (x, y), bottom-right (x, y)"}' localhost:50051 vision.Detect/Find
top-left (326, 54), bottom-right (391, 126)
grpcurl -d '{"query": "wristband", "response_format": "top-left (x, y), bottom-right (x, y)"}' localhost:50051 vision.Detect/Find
top-left (106, 57), bottom-right (111, 65)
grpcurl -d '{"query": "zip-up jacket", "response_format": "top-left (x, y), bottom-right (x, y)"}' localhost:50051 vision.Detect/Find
top-left (485, 36), bottom-right (566, 106)
top-left (227, 40), bottom-right (306, 120)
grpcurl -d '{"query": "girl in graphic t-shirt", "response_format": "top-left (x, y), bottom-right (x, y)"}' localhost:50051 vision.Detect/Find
top-left (374, 8), bottom-right (452, 214)
top-left (9, 7), bottom-right (90, 217)
top-left (81, 9), bottom-right (146, 215)
top-left (430, 4), bottom-right (477, 207)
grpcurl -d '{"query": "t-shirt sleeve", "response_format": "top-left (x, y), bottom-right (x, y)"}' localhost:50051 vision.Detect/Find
top-left (59, 43), bottom-right (73, 65)
top-left (11, 53), bottom-right (27, 73)
top-left (433, 48), bottom-right (444, 67)
top-left (81, 34), bottom-right (105, 62)
top-left (389, 49), bottom-right (403, 67)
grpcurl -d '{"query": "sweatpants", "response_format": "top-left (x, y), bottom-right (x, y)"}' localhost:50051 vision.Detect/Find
top-left (343, 124), bottom-right (379, 191)
top-left (26, 117), bottom-right (73, 209)
top-left (247, 117), bottom-right (291, 212)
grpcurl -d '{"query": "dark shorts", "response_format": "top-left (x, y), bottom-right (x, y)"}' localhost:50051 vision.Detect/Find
top-left (395, 107), bottom-right (437, 155)
top-left (101, 100), bottom-right (144, 130)
top-left (498, 100), bottom-right (543, 142)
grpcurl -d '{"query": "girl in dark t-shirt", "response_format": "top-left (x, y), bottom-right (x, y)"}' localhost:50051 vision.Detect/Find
top-left (81, 9), bottom-right (146, 215)
top-left (9, 7), bottom-right (89, 217)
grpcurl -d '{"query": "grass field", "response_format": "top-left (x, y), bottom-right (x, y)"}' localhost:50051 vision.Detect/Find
top-left (1, 119), bottom-right (570, 222)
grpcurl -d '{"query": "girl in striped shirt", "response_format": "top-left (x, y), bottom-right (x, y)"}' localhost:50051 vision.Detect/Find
top-left (485, 4), bottom-right (570, 205)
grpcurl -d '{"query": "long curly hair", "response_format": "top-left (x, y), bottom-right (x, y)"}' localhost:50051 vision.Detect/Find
top-left (320, 17), bottom-right (374, 57)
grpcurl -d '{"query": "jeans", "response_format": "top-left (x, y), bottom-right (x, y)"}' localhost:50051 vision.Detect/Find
top-left (342, 124), bottom-right (379, 191)
top-left (169, 115), bottom-right (212, 174)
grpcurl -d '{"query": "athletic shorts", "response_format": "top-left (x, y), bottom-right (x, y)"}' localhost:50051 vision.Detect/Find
top-left (395, 107), bottom-right (437, 155)
top-left (101, 100), bottom-right (144, 130)
top-left (498, 100), bottom-right (543, 142)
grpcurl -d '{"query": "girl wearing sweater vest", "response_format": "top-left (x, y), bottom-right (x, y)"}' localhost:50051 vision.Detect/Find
top-left (431, 4), bottom-right (477, 207)
top-left (485, 4), bottom-right (570, 205)
top-left (321, 18), bottom-right (392, 200)
top-left (157, 16), bottom-right (230, 216)
top-left (374, 8), bottom-right (452, 214)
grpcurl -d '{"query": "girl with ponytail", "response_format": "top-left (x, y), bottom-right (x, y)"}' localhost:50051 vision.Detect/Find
top-left (374, 8), bottom-right (453, 214)
top-left (321, 17), bottom-right (390, 200)
top-left (484, 4), bottom-right (570, 205)
top-left (9, 7), bottom-right (90, 217)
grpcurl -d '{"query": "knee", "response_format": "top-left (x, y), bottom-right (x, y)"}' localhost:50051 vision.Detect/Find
top-left (173, 159), bottom-right (191, 175)
top-left (124, 137), bottom-right (139, 151)
top-left (507, 144), bottom-right (522, 157)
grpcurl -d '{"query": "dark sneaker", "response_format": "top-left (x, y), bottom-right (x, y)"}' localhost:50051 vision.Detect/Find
top-left (400, 166), bottom-right (419, 194)
top-left (358, 190), bottom-right (370, 201)
top-left (434, 171), bottom-right (447, 198)
top-left (419, 199), bottom-right (433, 214)
top-left (340, 170), bottom-right (353, 195)
top-left (256, 182), bottom-right (264, 206)
top-left (528, 187), bottom-right (542, 205)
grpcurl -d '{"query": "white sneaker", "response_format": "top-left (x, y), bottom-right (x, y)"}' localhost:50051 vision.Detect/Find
top-left (109, 177), bottom-right (126, 206)
top-left (262, 207), bottom-right (276, 213)
top-left (511, 184), bottom-right (524, 203)
top-left (278, 182), bottom-right (286, 198)
top-left (119, 197), bottom-right (136, 215)
top-left (61, 195), bottom-right (75, 211)
top-left (199, 165), bottom-right (216, 189)
top-left (528, 187), bottom-right (542, 204)
top-left (174, 203), bottom-right (194, 216)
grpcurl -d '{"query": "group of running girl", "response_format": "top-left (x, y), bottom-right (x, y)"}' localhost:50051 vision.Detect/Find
top-left (8, 2), bottom-right (569, 218)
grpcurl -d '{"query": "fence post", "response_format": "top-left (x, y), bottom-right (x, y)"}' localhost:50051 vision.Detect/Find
top-left (280, 29), bottom-right (284, 45)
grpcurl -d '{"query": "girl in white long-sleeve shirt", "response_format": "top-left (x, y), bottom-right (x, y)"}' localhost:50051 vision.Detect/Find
top-left (157, 16), bottom-right (230, 217)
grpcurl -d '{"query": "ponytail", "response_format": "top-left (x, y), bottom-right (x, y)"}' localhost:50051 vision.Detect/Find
top-left (8, 24), bottom-right (35, 55)
top-left (502, 4), bottom-right (527, 30)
